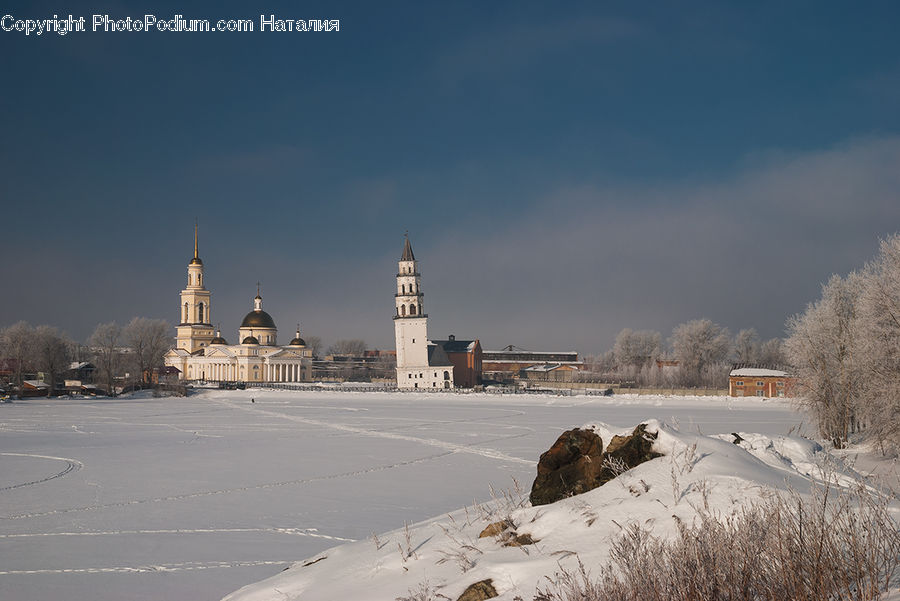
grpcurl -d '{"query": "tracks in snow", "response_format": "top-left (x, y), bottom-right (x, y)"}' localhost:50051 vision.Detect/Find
top-left (0, 453), bottom-right (83, 492)
top-left (0, 559), bottom-right (294, 575)
top-left (0, 527), bottom-right (355, 542)
top-left (1, 450), bottom-right (456, 520)
top-left (211, 397), bottom-right (537, 467)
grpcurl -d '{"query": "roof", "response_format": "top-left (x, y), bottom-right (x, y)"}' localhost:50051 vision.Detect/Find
top-left (730, 368), bottom-right (789, 378)
top-left (241, 310), bottom-right (276, 329)
top-left (426, 343), bottom-right (452, 367)
top-left (433, 339), bottom-right (479, 353)
top-left (522, 363), bottom-right (580, 372)
top-left (400, 236), bottom-right (415, 261)
top-left (69, 361), bottom-right (95, 370)
top-left (23, 380), bottom-right (49, 388)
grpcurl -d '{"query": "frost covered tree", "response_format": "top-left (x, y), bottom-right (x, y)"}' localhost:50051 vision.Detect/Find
top-left (734, 328), bottom-right (760, 363)
top-left (90, 322), bottom-right (123, 396)
top-left (785, 273), bottom-right (864, 446)
top-left (124, 317), bottom-right (171, 388)
top-left (670, 319), bottom-right (732, 387)
top-left (856, 234), bottom-right (900, 451)
top-left (613, 328), bottom-right (661, 374)
top-left (758, 337), bottom-right (787, 366)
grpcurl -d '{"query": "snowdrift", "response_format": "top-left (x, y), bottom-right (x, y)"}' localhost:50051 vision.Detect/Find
top-left (222, 420), bottom-right (883, 601)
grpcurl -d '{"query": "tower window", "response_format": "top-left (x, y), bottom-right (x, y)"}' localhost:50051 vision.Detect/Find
top-left (410, 304), bottom-right (417, 315)
top-left (184, 303), bottom-right (189, 322)
top-left (198, 303), bottom-right (205, 323)
top-left (400, 305), bottom-right (406, 317)
top-left (401, 284), bottom-right (405, 294)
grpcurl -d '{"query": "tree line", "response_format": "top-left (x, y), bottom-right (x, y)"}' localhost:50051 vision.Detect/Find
top-left (583, 322), bottom-right (785, 389)
top-left (0, 318), bottom-right (170, 396)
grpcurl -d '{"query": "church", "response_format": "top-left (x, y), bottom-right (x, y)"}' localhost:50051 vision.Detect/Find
top-left (164, 225), bottom-right (312, 383)
top-left (393, 236), bottom-right (455, 389)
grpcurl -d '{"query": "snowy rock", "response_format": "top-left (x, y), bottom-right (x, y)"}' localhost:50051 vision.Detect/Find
top-left (529, 423), bottom-right (663, 506)
top-left (529, 428), bottom-right (604, 506)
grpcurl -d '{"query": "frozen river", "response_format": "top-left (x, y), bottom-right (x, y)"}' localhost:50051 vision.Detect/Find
top-left (0, 389), bottom-right (803, 601)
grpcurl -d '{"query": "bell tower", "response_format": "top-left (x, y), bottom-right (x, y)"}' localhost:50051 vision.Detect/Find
top-left (394, 234), bottom-right (429, 372)
top-left (175, 222), bottom-right (214, 353)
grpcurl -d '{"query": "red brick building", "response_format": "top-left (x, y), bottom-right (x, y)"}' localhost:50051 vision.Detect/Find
top-left (729, 367), bottom-right (797, 398)
top-left (432, 336), bottom-right (482, 388)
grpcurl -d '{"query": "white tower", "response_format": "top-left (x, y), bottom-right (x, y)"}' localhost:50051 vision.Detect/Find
top-left (394, 235), bottom-right (453, 389)
top-left (175, 222), bottom-right (214, 352)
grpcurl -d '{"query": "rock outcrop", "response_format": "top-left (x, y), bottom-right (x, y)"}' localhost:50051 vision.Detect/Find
top-left (529, 424), bottom-right (663, 506)
top-left (529, 428), bottom-right (605, 506)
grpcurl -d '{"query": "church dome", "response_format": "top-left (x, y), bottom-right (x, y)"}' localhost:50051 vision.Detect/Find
top-left (210, 335), bottom-right (227, 345)
top-left (289, 336), bottom-right (306, 346)
top-left (190, 257), bottom-right (203, 265)
top-left (241, 335), bottom-right (260, 345)
top-left (240, 310), bottom-right (276, 329)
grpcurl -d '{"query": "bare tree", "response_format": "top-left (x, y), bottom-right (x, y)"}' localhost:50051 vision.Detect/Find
top-left (90, 322), bottom-right (123, 396)
top-left (32, 326), bottom-right (72, 396)
top-left (670, 319), bottom-right (732, 387)
top-left (328, 339), bottom-right (367, 357)
top-left (0, 321), bottom-right (34, 391)
top-left (124, 317), bottom-right (171, 388)
top-left (305, 335), bottom-right (323, 359)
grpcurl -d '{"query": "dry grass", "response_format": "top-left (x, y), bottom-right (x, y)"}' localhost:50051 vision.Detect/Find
top-left (536, 478), bottom-right (900, 601)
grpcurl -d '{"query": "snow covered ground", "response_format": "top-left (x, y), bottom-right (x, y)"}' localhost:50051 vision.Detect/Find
top-left (0, 389), bottom-right (811, 600)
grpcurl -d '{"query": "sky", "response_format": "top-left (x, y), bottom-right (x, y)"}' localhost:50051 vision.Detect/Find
top-left (2, 1), bottom-right (900, 354)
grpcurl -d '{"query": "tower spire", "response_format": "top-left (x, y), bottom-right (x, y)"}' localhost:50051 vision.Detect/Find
top-left (401, 233), bottom-right (415, 261)
top-left (194, 219), bottom-right (199, 260)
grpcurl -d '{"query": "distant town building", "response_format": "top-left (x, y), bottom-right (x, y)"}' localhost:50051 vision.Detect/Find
top-left (164, 224), bottom-right (312, 383)
top-left (728, 366), bottom-right (797, 397)
top-left (313, 350), bottom-right (396, 382)
top-left (482, 346), bottom-right (582, 382)
top-left (432, 335), bottom-right (482, 388)
top-left (520, 362), bottom-right (581, 383)
top-left (393, 236), bottom-right (454, 389)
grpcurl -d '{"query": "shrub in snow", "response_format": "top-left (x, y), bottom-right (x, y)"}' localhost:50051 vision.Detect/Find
top-left (535, 478), bottom-right (900, 601)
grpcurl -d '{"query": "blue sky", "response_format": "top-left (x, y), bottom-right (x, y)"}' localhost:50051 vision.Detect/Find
top-left (2, 1), bottom-right (900, 353)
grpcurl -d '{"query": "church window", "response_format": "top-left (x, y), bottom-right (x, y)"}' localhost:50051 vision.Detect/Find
top-left (410, 304), bottom-right (417, 315)
top-left (198, 303), bottom-right (205, 323)
top-left (401, 284), bottom-right (405, 294)
top-left (198, 274), bottom-right (202, 286)
top-left (183, 303), bottom-right (189, 322)
top-left (444, 371), bottom-right (450, 380)
top-left (400, 305), bottom-right (406, 316)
